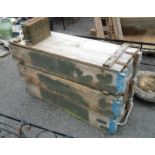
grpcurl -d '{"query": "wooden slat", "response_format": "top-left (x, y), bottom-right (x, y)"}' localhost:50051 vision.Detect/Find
top-left (94, 17), bottom-right (105, 38)
top-left (133, 51), bottom-right (142, 77)
top-left (103, 44), bottom-right (129, 68)
top-left (79, 39), bottom-right (121, 55)
top-left (16, 32), bottom-right (123, 67)
top-left (110, 18), bottom-right (123, 40)
top-left (94, 17), bottom-right (123, 40)
top-left (11, 32), bottom-right (139, 70)
top-left (107, 17), bottom-right (116, 39)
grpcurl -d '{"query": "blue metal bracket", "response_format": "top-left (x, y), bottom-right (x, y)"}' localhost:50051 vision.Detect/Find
top-left (108, 120), bottom-right (117, 134)
top-left (116, 72), bottom-right (127, 94)
top-left (112, 100), bottom-right (123, 118)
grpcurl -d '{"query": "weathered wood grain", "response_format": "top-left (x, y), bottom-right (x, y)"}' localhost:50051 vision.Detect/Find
top-left (21, 17), bottom-right (51, 45)
top-left (94, 17), bottom-right (123, 40)
top-left (94, 17), bottom-right (105, 38)
top-left (111, 18), bottom-right (123, 40)
top-left (26, 81), bottom-right (126, 132)
top-left (14, 32), bottom-right (120, 67)
top-left (103, 44), bottom-right (128, 67)
top-left (133, 51), bottom-right (142, 77)
top-left (18, 63), bottom-right (127, 118)
top-left (10, 44), bottom-right (136, 95)
top-left (9, 31), bottom-right (141, 133)
top-left (10, 32), bottom-right (137, 71)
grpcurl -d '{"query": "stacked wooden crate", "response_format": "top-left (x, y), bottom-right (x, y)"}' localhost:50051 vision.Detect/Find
top-left (10, 32), bottom-right (141, 134)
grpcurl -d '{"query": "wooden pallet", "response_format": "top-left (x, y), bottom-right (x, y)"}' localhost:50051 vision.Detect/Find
top-left (94, 17), bottom-right (155, 50)
top-left (94, 17), bottom-right (123, 40)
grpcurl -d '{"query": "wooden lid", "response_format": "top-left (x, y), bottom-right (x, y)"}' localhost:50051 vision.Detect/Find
top-left (21, 17), bottom-right (48, 27)
top-left (12, 32), bottom-right (139, 72)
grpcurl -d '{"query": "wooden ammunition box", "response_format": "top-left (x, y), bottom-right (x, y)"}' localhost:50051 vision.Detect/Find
top-left (26, 81), bottom-right (126, 132)
top-left (17, 63), bottom-right (130, 118)
top-left (21, 17), bottom-right (51, 45)
top-left (10, 32), bottom-right (141, 95)
top-left (10, 32), bottom-right (141, 134)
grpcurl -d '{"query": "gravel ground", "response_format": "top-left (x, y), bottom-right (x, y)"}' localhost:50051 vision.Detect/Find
top-left (0, 17), bottom-right (155, 138)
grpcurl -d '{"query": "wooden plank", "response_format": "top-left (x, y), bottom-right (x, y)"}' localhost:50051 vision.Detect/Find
top-left (133, 51), bottom-right (142, 77)
top-left (107, 17), bottom-right (116, 39)
top-left (125, 47), bottom-right (139, 54)
top-left (79, 40), bottom-right (120, 55)
top-left (94, 17), bottom-right (123, 40)
top-left (94, 17), bottom-right (105, 38)
top-left (26, 81), bottom-right (126, 132)
top-left (18, 63), bottom-right (127, 118)
top-left (10, 44), bottom-right (135, 95)
top-left (111, 18), bottom-right (123, 40)
top-left (10, 40), bottom-right (137, 72)
top-left (10, 32), bottom-right (138, 71)
top-left (14, 32), bottom-right (125, 67)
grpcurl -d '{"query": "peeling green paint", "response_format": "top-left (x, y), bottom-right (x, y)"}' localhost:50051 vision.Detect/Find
top-left (96, 74), bottom-right (113, 84)
top-left (79, 75), bottom-right (93, 83)
top-left (99, 125), bottom-right (107, 130)
top-left (37, 73), bottom-right (116, 118)
top-left (30, 52), bottom-right (93, 85)
top-left (102, 110), bottom-right (113, 117)
top-left (96, 73), bottom-right (117, 94)
top-left (40, 87), bottom-right (89, 121)
top-left (28, 51), bottom-right (125, 94)
top-left (96, 118), bottom-right (107, 125)
top-left (98, 98), bottom-right (109, 109)
top-left (38, 73), bottom-right (87, 105)
top-left (30, 52), bottom-right (76, 76)
top-left (37, 73), bottom-right (114, 117)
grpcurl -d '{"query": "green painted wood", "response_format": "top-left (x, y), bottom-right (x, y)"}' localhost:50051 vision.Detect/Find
top-left (18, 64), bottom-right (127, 117)
top-left (10, 44), bottom-right (136, 95)
top-left (26, 82), bottom-right (126, 131)
top-left (21, 17), bottom-right (51, 44)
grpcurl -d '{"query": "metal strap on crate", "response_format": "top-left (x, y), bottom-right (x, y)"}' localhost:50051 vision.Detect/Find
top-left (103, 44), bottom-right (129, 68)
